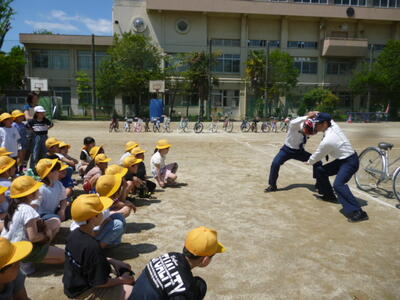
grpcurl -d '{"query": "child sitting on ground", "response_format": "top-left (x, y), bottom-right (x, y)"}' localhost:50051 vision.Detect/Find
top-left (63, 194), bottom-right (135, 300)
top-left (0, 113), bottom-right (21, 161)
top-left (122, 156), bottom-right (144, 200)
top-left (150, 139), bottom-right (178, 188)
top-left (1, 176), bottom-right (65, 275)
top-left (105, 164), bottom-right (130, 202)
top-left (44, 137), bottom-right (60, 159)
top-left (59, 162), bottom-right (74, 200)
top-left (12, 110), bottom-right (29, 174)
top-left (83, 153), bottom-right (111, 192)
top-left (0, 155), bottom-right (17, 204)
top-left (131, 146), bottom-right (156, 197)
top-left (119, 141), bottom-right (139, 165)
top-left (57, 141), bottom-right (78, 168)
top-left (78, 136), bottom-right (95, 177)
top-left (0, 185), bottom-right (8, 232)
top-left (31, 159), bottom-right (68, 241)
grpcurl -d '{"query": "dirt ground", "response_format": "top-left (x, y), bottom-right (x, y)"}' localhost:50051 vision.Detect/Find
top-left (25, 121), bottom-right (400, 300)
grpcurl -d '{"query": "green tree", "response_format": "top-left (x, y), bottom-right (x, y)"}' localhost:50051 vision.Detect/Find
top-left (33, 29), bottom-right (53, 34)
top-left (75, 71), bottom-right (91, 116)
top-left (350, 40), bottom-right (400, 119)
top-left (181, 51), bottom-right (219, 119)
top-left (0, 46), bottom-right (25, 93)
top-left (0, 0), bottom-right (14, 50)
top-left (302, 88), bottom-right (340, 115)
top-left (96, 32), bottom-right (162, 116)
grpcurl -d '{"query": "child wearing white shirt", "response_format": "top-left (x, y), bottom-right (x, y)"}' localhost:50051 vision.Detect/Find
top-left (0, 113), bottom-right (20, 159)
top-left (150, 139), bottom-right (178, 188)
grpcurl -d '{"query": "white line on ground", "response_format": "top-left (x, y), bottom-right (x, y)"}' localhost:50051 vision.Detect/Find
top-left (232, 137), bottom-right (398, 210)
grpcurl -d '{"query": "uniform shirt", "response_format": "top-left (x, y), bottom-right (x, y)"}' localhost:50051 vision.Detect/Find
top-left (12, 122), bottom-right (28, 148)
top-left (80, 149), bottom-right (91, 163)
top-left (1, 203), bottom-right (40, 242)
top-left (151, 152), bottom-right (165, 177)
top-left (308, 121), bottom-right (355, 165)
top-left (131, 252), bottom-right (201, 300)
top-left (0, 271), bottom-right (26, 300)
top-left (284, 116), bottom-right (308, 150)
top-left (0, 127), bottom-right (21, 157)
top-left (63, 229), bottom-right (111, 298)
top-left (119, 152), bottom-right (131, 165)
top-left (0, 179), bottom-right (11, 214)
top-left (27, 118), bottom-right (52, 135)
top-left (32, 181), bottom-right (67, 216)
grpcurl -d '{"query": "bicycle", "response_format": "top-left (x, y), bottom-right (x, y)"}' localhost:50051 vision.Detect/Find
top-left (222, 114), bottom-right (234, 133)
top-left (261, 118), bottom-right (278, 133)
top-left (355, 142), bottom-right (400, 202)
top-left (279, 117), bottom-right (290, 133)
top-left (124, 117), bottom-right (133, 132)
top-left (133, 117), bottom-right (144, 132)
top-left (240, 119), bottom-right (251, 132)
top-left (109, 118), bottom-right (119, 133)
top-left (151, 117), bottom-right (161, 132)
top-left (179, 117), bottom-right (189, 132)
top-left (193, 117), bottom-right (204, 134)
top-left (208, 120), bottom-right (218, 133)
top-left (162, 116), bottom-right (172, 133)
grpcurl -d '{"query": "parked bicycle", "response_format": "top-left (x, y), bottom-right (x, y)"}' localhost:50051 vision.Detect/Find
top-left (162, 115), bottom-right (172, 133)
top-left (193, 116), bottom-right (204, 134)
top-left (208, 119), bottom-right (218, 133)
top-left (355, 142), bottom-right (400, 202)
top-left (279, 117), bottom-right (291, 133)
top-left (109, 117), bottom-right (119, 133)
top-left (240, 119), bottom-right (251, 132)
top-left (222, 113), bottom-right (234, 133)
top-left (179, 116), bottom-right (189, 132)
top-left (152, 117), bottom-right (161, 132)
top-left (124, 117), bottom-right (133, 132)
top-left (261, 118), bottom-right (278, 133)
top-left (133, 117), bottom-right (144, 132)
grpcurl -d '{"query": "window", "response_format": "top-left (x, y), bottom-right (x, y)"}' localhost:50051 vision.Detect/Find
top-left (53, 87), bottom-right (71, 105)
top-left (373, 0), bottom-right (400, 7)
top-left (211, 39), bottom-right (240, 47)
top-left (326, 60), bottom-right (354, 75)
top-left (248, 40), bottom-right (280, 48)
top-left (335, 0), bottom-right (366, 4)
top-left (212, 90), bottom-right (223, 107)
top-left (287, 41), bottom-right (318, 49)
top-left (369, 44), bottom-right (386, 51)
top-left (212, 90), bottom-right (240, 107)
top-left (32, 49), bottom-right (70, 69)
top-left (233, 90), bottom-right (240, 107)
top-left (213, 54), bottom-right (240, 73)
top-left (294, 57), bottom-right (318, 74)
top-left (77, 51), bottom-right (108, 70)
top-left (295, 0), bottom-right (327, 3)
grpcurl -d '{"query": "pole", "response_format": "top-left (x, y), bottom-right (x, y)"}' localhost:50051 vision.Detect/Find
top-left (264, 40), bottom-right (270, 117)
top-left (366, 44), bottom-right (373, 113)
top-left (91, 34), bottom-right (97, 120)
top-left (208, 39), bottom-right (212, 120)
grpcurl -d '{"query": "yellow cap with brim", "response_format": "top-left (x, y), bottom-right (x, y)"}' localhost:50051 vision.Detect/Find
top-left (0, 147), bottom-right (12, 156)
top-left (123, 156), bottom-right (143, 168)
top-left (11, 110), bottom-right (25, 119)
top-left (96, 174), bottom-right (123, 197)
top-left (105, 164), bottom-right (128, 177)
top-left (0, 185), bottom-right (7, 195)
top-left (0, 156), bottom-right (16, 174)
top-left (185, 226), bottom-right (226, 257)
top-left (0, 113), bottom-right (13, 123)
top-left (90, 146), bottom-right (103, 158)
top-left (36, 158), bottom-right (58, 179)
top-left (131, 146), bottom-right (146, 156)
top-left (71, 194), bottom-right (114, 223)
top-left (125, 141), bottom-right (139, 152)
top-left (0, 238), bottom-right (33, 270)
top-left (60, 163), bottom-right (69, 171)
top-left (45, 137), bottom-right (60, 149)
top-left (156, 139), bottom-right (172, 150)
top-left (95, 153), bottom-right (111, 164)
top-left (59, 141), bottom-right (71, 149)
top-left (10, 176), bottom-right (43, 199)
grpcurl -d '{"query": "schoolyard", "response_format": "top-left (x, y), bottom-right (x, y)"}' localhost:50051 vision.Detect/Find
top-left (25, 121), bottom-right (400, 300)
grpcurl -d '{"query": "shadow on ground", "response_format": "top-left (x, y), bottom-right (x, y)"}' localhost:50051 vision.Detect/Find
top-left (125, 222), bottom-right (156, 234)
top-left (104, 242), bottom-right (158, 261)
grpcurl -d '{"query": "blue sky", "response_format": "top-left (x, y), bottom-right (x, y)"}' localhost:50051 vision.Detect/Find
top-left (3, 0), bottom-right (113, 52)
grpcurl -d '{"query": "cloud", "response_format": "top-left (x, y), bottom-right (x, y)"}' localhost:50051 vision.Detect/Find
top-left (79, 17), bottom-right (112, 34)
top-left (25, 20), bottom-right (79, 32)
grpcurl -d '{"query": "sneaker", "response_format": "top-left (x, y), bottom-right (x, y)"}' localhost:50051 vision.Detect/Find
top-left (264, 185), bottom-right (277, 192)
top-left (318, 194), bottom-right (339, 203)
top-left (348, 210), bottom-right (369, 223)
top-left (20, 262), bottom-right (35, 276)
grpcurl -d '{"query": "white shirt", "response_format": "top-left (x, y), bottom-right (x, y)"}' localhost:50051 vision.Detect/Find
top-left (32, 181), bottom-right (67, 216)
top-left (119, 152), bottom-right (131, 165)
top-left (70, 209), bottom-right (111, 232)
top-left (308, 121), bottom-right (355, 165)
top-left (0, 127), bottom-right (20, 157)
top-left (284, 116), bottom-right (308, 150)
top-left (150, 151), bottom-right (165, 177)
top-left (1, 203), bottom-right (40, 242)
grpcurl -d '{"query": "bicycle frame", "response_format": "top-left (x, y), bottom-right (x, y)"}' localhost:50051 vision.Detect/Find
top-left (371, 147), bottom-right (400, 184)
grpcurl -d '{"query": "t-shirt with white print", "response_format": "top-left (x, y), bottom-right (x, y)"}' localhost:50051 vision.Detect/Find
top-left (0, 127), bottom-right (20, 157)
top-left (1, 203), bottom-right (40, 242)
top-left (150, 151), bottom-right (165, 177)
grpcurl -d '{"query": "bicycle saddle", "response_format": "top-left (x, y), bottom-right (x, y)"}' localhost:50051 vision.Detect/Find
top-left (378, 142), bottom-right (394, 150)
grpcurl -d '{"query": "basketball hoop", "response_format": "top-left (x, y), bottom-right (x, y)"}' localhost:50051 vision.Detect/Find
top-left (149, 80), bottom-right (165, 93)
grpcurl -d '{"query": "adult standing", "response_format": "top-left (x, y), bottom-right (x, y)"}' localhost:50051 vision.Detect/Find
top-left (22, 92), bottom-right (39, 168)
top-left (265, 111), bottom-right (322, 192)
top-left (307, 113), bottom-right (368, 223)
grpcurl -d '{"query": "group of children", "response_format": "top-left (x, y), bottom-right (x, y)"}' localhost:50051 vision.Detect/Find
top-left (0, 109), bottom-right (225, 300)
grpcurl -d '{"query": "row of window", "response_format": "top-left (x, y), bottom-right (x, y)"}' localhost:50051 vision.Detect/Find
top-left (31, 49), bottom-right (108, 70)
top-left (208, 39), bottom-right (317, 49)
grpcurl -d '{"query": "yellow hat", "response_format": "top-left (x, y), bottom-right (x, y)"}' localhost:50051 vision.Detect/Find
top-left (95, 153), bottom-right (111, 164)
top-left (45, 137), bottom-right (60, 149)
top-left (10, 176), bottom-right (43, 199)
top-left (0, 185), bottom-right (7, 195)
top-left (59, 141), bottom-right (71, 149)
top-left (131, 146), bottom-right (146, 156)
top-left (0, 113), bottom-right (13, 123)
top-left (96, 174), bottom-right (123, 197)
top-left (185, 226), bottom-right (226, 257)
top-left (0, 238), bottom-right (33, 270)
top-left (0, 156), bottom-right (16, 174)
top-left (59, 163), bottom-right (69, 172)
top-left (36, 158), bottom-right (59, 179)
top-left (11, 110), bottom-right (25, 119)
top-left (125, 141), bottom-right (139, 152)
top-left (123, 156), bottom-right (143, 168)
top-left (71, 194), bottom-right (114, 223)
top-left (156, 139), bottom-right (172, 150)
top-left (90, 146), bottom-right (103, 158)
top-left (0, 147), bottom-right (12, 156)
top-left (105, 164), bottom-right (128, 177)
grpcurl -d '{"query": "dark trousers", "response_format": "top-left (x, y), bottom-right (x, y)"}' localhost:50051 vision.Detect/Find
top-left (315, 153), bottom-right (360, 214)
top-left (268, 145), bottom-right (321, 187)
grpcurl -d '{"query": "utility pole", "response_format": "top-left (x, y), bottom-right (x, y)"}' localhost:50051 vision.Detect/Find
top-left (366, 44), bottom-right (374, 113)
top-left (208, 39), bottom-right (213, 119)
top-left (91, 34), bottom-right (97, 120)
top-left (264, 40), bottom-right (270, 117)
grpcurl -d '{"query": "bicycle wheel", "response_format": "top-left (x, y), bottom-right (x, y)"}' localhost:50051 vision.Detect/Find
top-left (165, 126), bottom-right (172, 133)
top-left (393, 167), bottom-right (400, 202)
top-left (194, 122), bottom-right (203, 133)
top-left (261, 123), bottom-right (271, 133)
top-left (241, 122), bottom-right (250, 133)
top-left (225, 121), bottom-right (233, 133)
top-left (211, 124), bottom-right (218, 133)
top-left (355, 147), bottom-right (385, 191)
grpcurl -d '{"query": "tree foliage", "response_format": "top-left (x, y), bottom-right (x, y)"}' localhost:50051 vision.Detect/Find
top-left (0, 0), bottom-right (14, 50)
top-left (33, 29), bottom-right (54, 35)
top-left (302, 88), bottom-right (340, 115)
top-left (0, 46), bottom-right (25, 93)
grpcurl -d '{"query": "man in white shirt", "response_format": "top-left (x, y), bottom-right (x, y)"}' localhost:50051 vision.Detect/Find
top-left (307, 113), bottom-right (368, 223)
top-left (265, 111), bottom-right (322, 192)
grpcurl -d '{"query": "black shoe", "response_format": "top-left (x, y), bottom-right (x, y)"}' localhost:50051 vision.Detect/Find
top-left (314, 183), bottom-right (322, 194)
top-left (348, 210), bottom-right (369, 223)
top-left (264, 185), bottom-right (277, 192)
top-left (317, 194), bottom-right (339, 203)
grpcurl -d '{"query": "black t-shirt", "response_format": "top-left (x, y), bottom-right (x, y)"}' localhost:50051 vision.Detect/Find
top-left (130, 252), bottom-right (203, 300)
top-left (63, 229), bottom-right (111, 298)
top-left (125, 162), bottom-right (146, 182)
top-left (27, 118), bottom-right (52, 135)
top-left (45, 153), bottom-right (59, 159)
top-left (80, 149), bottom-right (91, 162)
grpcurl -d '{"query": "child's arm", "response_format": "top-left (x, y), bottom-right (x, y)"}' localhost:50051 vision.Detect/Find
top-left (58, 199), bottom-right (68, 221)
top-left (26, 218), bottom-right (50, 243)
top-left (65, 154), bottom-right (79, 164)
top-left (60, 156), bottom-right (76, 167)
